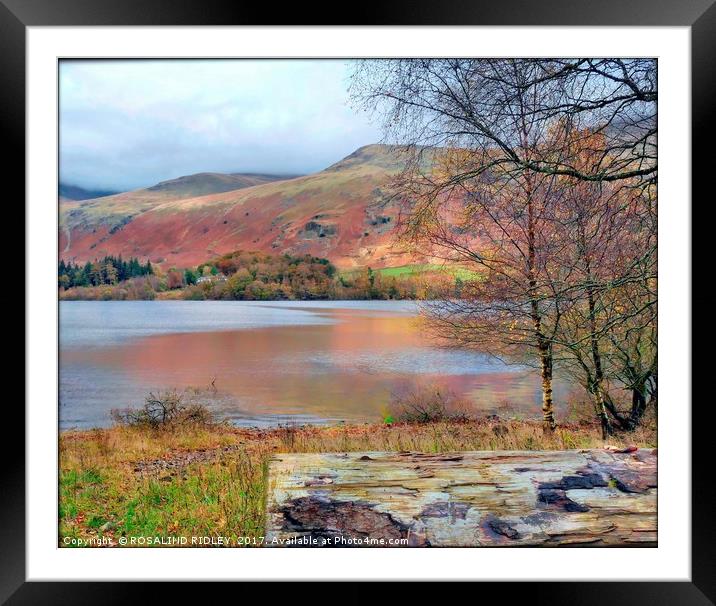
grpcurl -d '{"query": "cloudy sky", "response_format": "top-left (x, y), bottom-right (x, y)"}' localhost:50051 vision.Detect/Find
top-left (59, 59), bottom-right (382, 191)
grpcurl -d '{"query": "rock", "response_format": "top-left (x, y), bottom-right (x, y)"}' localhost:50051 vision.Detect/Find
top-left (267, 450), bottom-right (657, 547)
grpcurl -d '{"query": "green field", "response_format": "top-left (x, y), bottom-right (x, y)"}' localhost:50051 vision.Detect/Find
top-left (339, 263), bottom-right (481, 281)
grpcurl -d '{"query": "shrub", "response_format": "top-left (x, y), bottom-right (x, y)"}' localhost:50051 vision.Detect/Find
top-left (389, 385), bottom-right (471, 424)
top-left (111, 389), bottom-right (214, 430)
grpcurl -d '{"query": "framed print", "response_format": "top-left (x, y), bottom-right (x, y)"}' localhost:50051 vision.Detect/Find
top-left (8, 0), bottom-right (711, 600)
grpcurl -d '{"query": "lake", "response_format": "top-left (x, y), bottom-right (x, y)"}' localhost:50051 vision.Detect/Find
top-left (59, 300), bottom-right (565, 429)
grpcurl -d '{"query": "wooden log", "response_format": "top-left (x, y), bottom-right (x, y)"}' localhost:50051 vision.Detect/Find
top-left (265, 449), bottom-right (657, 547)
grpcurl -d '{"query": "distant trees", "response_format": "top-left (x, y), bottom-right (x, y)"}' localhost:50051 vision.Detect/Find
top-left (186, 251), bottom-right (337, 300)
top-left (184, 268), bottom-right (198, 285)
top-left (59, 255), bottom-right (152, 289)
top-left (183, 251), bottom-right (436, 300)
top-left (351, 58), bottom-right (657, 434)
top-left (166, 269), bottom-right (184, 290)
top-left (59, 250), bottom-right (459, 302)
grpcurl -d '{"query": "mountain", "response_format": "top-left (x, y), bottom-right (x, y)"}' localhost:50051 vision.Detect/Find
top-left (144, 172), bottom-right (296, 197)
top-left (59, 183), bottom-right (120, 201)
top-left (59, 145), bottom-right (429, 269)
top-left (59, 171), bottom-right (296, 256)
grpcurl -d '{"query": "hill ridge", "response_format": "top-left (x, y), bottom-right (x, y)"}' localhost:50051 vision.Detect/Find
top-left (59, 144), bottom-right (430, 270)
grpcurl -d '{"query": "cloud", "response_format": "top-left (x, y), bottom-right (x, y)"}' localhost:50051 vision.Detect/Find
top-left (59, 59), bottom-right (382, 191)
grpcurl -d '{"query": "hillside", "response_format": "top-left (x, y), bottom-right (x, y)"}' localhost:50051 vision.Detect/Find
top-left (59, 183), bottom-right (120, 201)
top-left (59, 145), bottom-right (430, 269)
top-left (144, 172), bottom-right (295, 197)
top-left (59, 171), bottom-right (294, 257)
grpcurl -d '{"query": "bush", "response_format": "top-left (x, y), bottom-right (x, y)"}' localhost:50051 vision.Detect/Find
top-left (111, 389), bottom-right (214, 429)
top-left (389, 386), bottom-right (471, 424)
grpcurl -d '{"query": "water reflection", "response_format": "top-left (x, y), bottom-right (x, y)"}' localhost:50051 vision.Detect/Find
top-left (59, 301), bottom-right (560, 429)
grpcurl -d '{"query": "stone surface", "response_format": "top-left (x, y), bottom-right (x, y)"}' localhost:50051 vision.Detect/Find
top-left (266, 449), bottom-right (657, 547)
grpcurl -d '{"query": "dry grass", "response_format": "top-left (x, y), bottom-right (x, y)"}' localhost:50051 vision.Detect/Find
top-left (59, 417), bottom-right (656, 547)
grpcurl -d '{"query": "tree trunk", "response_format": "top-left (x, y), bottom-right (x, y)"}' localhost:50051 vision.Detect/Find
top-left (584, 271), bottom-right (613, 437)
top-left (539, 344), bottom-right (556, 431)
top-left (628, 383), bottom-right (648, 430)
top-left (595, 388), bottom-right (613, 439)
top-left (266, 450), bottom-right (657, 547)
top-left (525, 168), bottom-right (556, 432)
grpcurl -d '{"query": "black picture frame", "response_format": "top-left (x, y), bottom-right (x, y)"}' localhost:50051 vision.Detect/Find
top-left (7, 0), bottom-right (710, 601)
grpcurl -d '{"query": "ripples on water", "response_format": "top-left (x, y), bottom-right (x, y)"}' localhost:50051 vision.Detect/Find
top-left (59, 300), bottom-right (556, 429)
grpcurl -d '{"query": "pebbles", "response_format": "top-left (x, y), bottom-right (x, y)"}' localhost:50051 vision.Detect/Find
top-left (132, 445), bottom-right (242, 476)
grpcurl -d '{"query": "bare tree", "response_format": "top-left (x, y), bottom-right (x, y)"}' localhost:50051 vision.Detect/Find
top-left (547, 138), bottom-right (657, 436)
top-left (350, 58), bottom-right (656, 185)
top-left (367, 61), bottom-right (570, 430)
top-left (350, 59), bottom-right (657, 433)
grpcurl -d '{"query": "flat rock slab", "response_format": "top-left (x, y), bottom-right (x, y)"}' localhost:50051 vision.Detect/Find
top-left (266, 450), bottom-right (657, 547)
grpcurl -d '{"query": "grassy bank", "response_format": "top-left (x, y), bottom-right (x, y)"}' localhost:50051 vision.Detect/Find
top-left (59, 418), bottom-right (656, 547)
